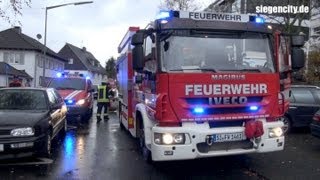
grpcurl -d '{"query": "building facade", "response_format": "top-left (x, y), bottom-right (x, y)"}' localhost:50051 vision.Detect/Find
top-left (0, 27), bottom-right (66, 87)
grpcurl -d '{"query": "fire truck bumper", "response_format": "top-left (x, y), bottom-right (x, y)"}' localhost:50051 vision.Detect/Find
top-left (151, 120), bottom-right (284, 161)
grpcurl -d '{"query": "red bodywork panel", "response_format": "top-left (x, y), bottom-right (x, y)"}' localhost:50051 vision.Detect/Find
top-left (155, 73), bottom-right (282, 125)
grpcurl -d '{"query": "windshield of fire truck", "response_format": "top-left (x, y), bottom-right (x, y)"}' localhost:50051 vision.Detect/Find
top-left (48, 78), bottom-right (86, 90)
top-left (161, 32), bottom-right (275, 73)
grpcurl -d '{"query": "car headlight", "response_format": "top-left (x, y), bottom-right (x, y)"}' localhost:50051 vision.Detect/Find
top-left (154, 133), bottom-right (185, 145)
top-left (11, 127), bottom-right (34, 136)
top-left (269, 127), bottom-right (283, 138)
top-left (76, 99), bottom-right (86, 106)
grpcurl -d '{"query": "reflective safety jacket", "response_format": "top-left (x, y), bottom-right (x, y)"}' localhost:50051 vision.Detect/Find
top-left (97, 85), bottom-right (110, 103)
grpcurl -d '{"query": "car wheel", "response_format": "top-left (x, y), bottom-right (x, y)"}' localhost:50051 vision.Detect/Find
top-left (40, 133), bottom-right (52, 158)
top-left (139, 124), bottom-right (152, 163)
top-left (280, 116), bottom-right (292, 134)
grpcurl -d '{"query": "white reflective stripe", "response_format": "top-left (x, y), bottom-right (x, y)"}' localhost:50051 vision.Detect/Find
top-left (65, 91), bottom-right (79, 99)
top-left (68, 90), bottom-right (82, 99)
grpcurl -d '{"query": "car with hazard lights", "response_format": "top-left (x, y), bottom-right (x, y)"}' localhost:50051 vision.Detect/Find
top-left (47, 73), bottom-right (94, 121)
top-left (0, 87), bottom-right (67, 159)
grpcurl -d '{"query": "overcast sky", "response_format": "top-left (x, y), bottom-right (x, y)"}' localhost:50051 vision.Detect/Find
top-left (0, 0), bottom-right (213, 65)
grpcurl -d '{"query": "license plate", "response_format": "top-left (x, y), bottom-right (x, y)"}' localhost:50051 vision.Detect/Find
top-left (0, 144), bottom-right (3, 152)
top-left (212, 132), bottom-right (244, 142)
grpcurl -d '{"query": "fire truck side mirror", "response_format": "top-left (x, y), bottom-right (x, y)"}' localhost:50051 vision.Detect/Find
top-left (291, 35), bottom-right (305, 47)
top-left (291, 48), bottom-right (305, 71)
top-left (132, 46), bottom-right (144, 71)
top-left (131, 32), bottom-right (144, 45)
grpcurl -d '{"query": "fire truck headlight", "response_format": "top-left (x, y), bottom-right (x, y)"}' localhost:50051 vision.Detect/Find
top-left (173, 134), bottom-right (185, 144)
top-left (269, 127), bottom-right (283, 138)
top-left (163, 133), bottom-right (173, 144)
top-left (154, 133), bottom-right (185, 145)
top-left (76, 99), bottom-right (86, 106)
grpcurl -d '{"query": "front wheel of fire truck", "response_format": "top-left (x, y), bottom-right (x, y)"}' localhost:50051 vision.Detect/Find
top-left (280, 115), bottom-right (292, 134)
top-left (138, 114), bottom-right (152, 163)
top-left (118, 103), bottom-right (125, 130)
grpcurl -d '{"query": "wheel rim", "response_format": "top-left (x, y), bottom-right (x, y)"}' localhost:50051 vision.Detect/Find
top-left (281, 117), bottom-right (289, 133)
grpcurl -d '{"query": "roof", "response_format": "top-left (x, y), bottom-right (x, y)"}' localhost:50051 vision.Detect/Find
top-left (0, 62), bottom-right (32, 79)
top-left (59, 43), bottom-right (107, 75)
top-left (0, 27), bottom-right (67, 62)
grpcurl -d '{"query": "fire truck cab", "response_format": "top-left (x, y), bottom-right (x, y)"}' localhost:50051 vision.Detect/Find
top-left (47, 73), bottom-right (94, 122)
top-left (117, 11), bottom-right (305, 161)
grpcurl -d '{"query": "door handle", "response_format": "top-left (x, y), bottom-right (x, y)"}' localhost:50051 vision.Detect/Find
top-left (289, 106), bottom-right (297, 109)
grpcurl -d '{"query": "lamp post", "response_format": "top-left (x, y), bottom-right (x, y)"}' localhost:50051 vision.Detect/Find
top-left (42, 1), bottom-right (93, 86)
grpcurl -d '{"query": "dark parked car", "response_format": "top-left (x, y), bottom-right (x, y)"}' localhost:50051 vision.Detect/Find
top-left (311, 109), bottom-right (320, 138)
top-left (280, 85), bottom-right (320, 134)
top-left (0, 88), bottom-right (67, 159)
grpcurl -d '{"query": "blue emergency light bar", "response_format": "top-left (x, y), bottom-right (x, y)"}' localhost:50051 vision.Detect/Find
top-left (56, 72), bottom-right (62, 78)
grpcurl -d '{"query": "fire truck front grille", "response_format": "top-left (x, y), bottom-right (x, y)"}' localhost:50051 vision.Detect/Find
top-left (197, 140), bottom-right (253, 153)
top-left (185, 96), bottom-right (263, 105)
top-left (208, 120), bottom-right (245, 128)
top-left (206, 107), bottom-right (253, 114)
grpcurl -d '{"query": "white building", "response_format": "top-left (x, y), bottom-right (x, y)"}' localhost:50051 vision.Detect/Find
top-left (58, 43), bottom-right (107, 86)
top-left (0, 27), bottom-right (67, 87)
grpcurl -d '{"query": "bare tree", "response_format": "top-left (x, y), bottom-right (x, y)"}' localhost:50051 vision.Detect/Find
top-left (0, 0), bottom-right (31, 24)
top-left (159, 0), bottom-right (202, 11)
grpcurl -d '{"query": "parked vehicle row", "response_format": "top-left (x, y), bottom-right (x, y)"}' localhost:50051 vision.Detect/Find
top-left (0, 88), bottom-right (67, 159)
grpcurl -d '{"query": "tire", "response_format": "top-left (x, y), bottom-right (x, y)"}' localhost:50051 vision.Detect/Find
top-left (40, 133), bottom-right (52, 158)
top-left (280, 116), bottom-right (292, 134)
top-left (138, 120), bottom-right (152, 163)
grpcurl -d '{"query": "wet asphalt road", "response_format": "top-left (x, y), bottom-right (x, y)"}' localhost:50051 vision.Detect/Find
top-left (0, 106), bottom-right (320, 180)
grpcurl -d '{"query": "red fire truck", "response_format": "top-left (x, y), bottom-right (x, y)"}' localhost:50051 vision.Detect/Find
top-left (47, 73), bottom-right (94, 122)
top-left (117, 11), bottom-right (305, 162)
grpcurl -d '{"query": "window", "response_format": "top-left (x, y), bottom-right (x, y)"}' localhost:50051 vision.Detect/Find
top-left (144, 36), bottom-right (153, 56)
top-left (3, 52), bottom-right (25, 64)
top-left (291, 88), bottom-right (315, 104)
top-left (49, 61), bottom-right (54, 70)
top-left (45, 59), bottom-right (49, 69)
top-left (54, 62), bottom-right (58, 70)
top-left (47, 91), bottom-right (56, 106)
top-left (69, 58), bottom-right (74, 64)
top-left (37, 55), bottom-right (44, 68)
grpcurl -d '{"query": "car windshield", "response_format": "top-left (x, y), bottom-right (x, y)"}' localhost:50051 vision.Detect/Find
top-left (0, 89), bottom-right (48, 110)
top-left (48, 78), bottom-right (86, 90)
top-left (161, 33), bottom-right (275, 73)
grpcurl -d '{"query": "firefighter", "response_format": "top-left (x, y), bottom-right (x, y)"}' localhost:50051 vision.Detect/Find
top-left (96, 82), bottom-right (113, 122)
top-left (9, 76), bottom-right (22, 87)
